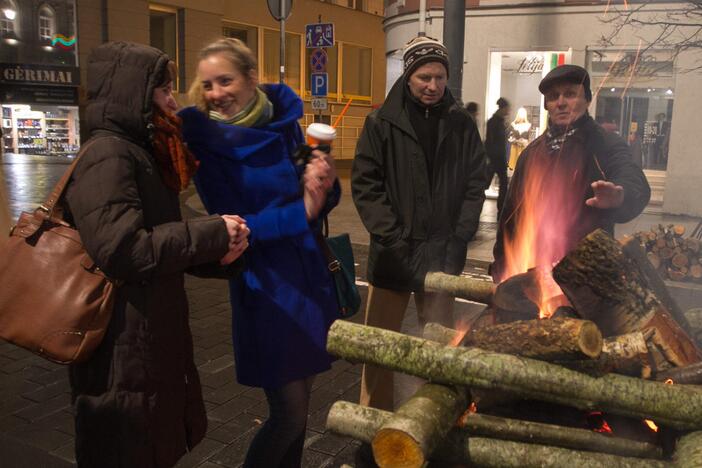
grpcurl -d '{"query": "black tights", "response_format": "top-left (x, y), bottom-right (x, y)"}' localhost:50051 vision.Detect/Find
top-left (243, 376), bottom-right (314, 468)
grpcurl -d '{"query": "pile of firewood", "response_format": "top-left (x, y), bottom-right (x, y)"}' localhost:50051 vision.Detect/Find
top-left (325, 229), bottom-right (702, 467)
top-left (633, 222), bottom-right (702, 283)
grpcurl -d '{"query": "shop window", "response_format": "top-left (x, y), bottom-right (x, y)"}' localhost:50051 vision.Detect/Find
top-left (587, 49), bottom-right (675, 171)
top-left (149, 6), bottom-right (178, 87)
top-left (304, 46), bottom-right (338, 98)
top-left (341, 43), bottom-right (372, 101)
top-left (1, 0), bottom-right (18, 38)
top-left (38, 5), bottom-right (55, 42)
top-left (223, 22), bottom-right (258, 56)
top-left (262, 29), bottom-right (301, 92)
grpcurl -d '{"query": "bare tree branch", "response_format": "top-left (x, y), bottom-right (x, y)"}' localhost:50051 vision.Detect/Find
top-left (600, 1), bottom-right (702, 72)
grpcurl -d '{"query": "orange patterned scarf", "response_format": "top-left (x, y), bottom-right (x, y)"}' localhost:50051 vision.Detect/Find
top-left (151, 107), bottom-right (199, 192)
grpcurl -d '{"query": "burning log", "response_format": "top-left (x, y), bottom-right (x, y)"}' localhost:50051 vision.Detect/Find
top-left (423, 318), bottom-right (603, 360)
top-left (423, 271), bottom-right (495, 304)
top-left (461, 317), bottom-right (603, 361)
top-left (673, 431), bottom-right (702, 468)
top-left (424, 322), bottom-right (648, 377)
top-left (456, 411), bottom-right (663, 460)
top-left (655, 362), bottom-right (702, 385)
top-left (492, 271), bottom-right (540, 322)
top-left (327, 401), bottom-right (667, 467)
top-left (372, 383), bottom-right (467, 467)
top-left (327, 320), bottom-right (702, 430)
top-left (552, 229), bottom-right (702, 371)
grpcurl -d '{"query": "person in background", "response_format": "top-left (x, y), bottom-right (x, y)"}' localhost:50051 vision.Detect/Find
top-left (179, 38), bottom-right (340, 468)
top-left (491, 65), bottom-right (650, 282)
top-left (65, 42), bottom-right (248, 468)
top-left (484, 97), bottom-right (511, 218)
top-left (352, 36), bottom-right (487, 411)
top-left (465, 101), bottom-right (479, 123)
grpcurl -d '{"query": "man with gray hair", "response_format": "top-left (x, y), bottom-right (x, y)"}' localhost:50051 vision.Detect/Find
top-left (352, 36), bottom-right (487, 410)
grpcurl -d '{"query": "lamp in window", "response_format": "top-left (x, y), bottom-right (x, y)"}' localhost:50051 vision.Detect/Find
top-left (2, 7), bottom-right (15, 20)
top-left (2, 30), bottom-right (18, 45)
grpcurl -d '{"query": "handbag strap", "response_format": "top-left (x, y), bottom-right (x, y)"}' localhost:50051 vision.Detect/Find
top-left (40, 137), bottom-right (104, 218)
top-left (315, 228), bottom-right (341, 273)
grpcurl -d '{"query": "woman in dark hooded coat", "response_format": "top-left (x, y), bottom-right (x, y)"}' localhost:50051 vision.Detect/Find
top-left (64, 41), bottom-right (248, 468)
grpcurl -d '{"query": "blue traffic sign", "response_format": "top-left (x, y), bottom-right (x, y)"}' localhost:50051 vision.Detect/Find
top-left (311, 73), bottom-right (328, 97)
top-left (305, 23), bottom-right (334, 48)
top-left (310, 48), bottom-right (328, 73)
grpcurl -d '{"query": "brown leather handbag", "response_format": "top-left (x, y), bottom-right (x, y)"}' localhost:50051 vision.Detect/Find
top-left (0, 140), bottom-right (116, 364)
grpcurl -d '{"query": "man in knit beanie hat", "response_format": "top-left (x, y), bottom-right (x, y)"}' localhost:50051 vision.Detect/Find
top-left (352, 36), bottom-right (487, 411)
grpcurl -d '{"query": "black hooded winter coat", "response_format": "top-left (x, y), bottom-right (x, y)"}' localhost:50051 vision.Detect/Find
top-left (64, 42), bottom-right (231, 468)
top-left (352, 76), bottom-right (487, 291)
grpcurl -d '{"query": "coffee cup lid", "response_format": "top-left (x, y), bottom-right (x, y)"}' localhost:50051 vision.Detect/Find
top-left (306, 123), bottom-right (336, 140)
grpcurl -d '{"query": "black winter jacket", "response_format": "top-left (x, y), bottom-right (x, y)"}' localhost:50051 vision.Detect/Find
top-left (485, 112), bottom-right (508, 170)
top-left (491, 114), bottom-right (651, 281)
top-left (352, 77), bottom-right (487, 291)
top-left (65, 42), bottom-right (231, 468)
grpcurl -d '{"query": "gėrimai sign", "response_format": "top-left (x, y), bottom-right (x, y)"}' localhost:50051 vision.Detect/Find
top-left (0, 63), bottom-right (80, 86)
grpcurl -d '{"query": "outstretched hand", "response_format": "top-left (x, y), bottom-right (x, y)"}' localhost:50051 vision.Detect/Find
top-left (585, 180), bottom-right (624, 209)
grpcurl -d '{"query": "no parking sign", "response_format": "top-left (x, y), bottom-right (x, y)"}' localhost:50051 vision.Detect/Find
top-left (310, 48), bottom-right (328, 73)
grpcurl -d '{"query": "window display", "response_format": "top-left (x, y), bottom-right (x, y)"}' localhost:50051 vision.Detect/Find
top-left (1, 104), bottom-right (79, 156)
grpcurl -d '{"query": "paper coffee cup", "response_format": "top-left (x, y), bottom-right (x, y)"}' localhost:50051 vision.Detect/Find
top-left (306, 123), bottom-right (337, 146)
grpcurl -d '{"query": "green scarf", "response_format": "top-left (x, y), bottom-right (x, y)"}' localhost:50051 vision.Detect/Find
top-left (209, 87), bottom-right (274, 128)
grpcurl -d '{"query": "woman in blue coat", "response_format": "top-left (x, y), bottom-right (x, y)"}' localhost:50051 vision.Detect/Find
top-left (179, 38), bottom-right (340, 468)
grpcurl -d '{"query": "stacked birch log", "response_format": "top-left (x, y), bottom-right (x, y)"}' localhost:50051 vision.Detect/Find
top-left (633, 222), bottom-right (702, 283)
top-left (325, 229), bottom-right (702, 467)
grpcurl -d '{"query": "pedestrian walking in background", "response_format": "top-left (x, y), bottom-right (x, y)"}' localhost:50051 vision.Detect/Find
top-left (465, 101), bottom-right (479, 123)
top-left (352, 36), bottom-right (487, 411)
top-left (179, 38), bottom-right (340, 468)
top-left (64, 42), bottom-right (249, 468)
top-left (485, 97), bottom-right (511, 218)
top-left (491, 65), bottom-right (650, 283)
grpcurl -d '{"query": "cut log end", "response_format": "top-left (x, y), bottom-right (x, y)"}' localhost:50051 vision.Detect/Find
top-left (579, 320), bottom-right (605, 359)
top-left (373, 428), bottom-right (424, 468)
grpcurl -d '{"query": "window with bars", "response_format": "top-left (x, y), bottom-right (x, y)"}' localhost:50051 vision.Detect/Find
top-left (38, 6), bottom-right (54, 41)
top-left (149, 5), bottom-right (179, 89)
top-left (223, 22), bottom-right (258, 56)
top-left (1, 0), bottom-right (17, 36)
top-left (262, 29), bottom-right (302, 92)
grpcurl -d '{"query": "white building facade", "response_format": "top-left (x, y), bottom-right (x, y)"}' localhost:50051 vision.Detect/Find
top-left (384, 1), bottom-right (702, 217)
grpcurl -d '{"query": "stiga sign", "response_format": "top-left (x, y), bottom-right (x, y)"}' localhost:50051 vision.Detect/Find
top-left (0, 63), bottom-right (80, 86)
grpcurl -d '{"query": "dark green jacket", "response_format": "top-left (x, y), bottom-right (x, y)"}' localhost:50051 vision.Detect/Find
top-left (352, 77), bottom-right (487, 291)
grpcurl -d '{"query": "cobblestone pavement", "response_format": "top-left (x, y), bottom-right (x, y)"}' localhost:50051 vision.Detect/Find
top-left (1, 157), bottom-right (700, 467)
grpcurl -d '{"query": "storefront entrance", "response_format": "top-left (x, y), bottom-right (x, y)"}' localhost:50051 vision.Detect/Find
top-left (486, 50), bottom-right (572, 170)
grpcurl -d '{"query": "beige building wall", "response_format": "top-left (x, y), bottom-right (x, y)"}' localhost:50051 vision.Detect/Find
top-left (75, 0), bottom-right (386, 160)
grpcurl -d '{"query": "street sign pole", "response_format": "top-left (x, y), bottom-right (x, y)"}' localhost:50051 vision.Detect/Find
top-left (279, 0), bottom-right (286, 83)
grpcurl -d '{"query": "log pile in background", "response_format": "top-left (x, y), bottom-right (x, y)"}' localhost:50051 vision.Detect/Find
top-left (632, 223), bottom-right (702, 283)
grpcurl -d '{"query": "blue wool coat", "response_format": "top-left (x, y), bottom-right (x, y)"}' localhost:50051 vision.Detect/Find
top-left (179, 84), bottom-right (339, 388)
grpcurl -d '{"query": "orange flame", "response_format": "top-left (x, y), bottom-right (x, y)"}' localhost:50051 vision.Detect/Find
top-left (589, 411), bottom-right (613, 434)
top-left (449, 317), bottom-right (472, 347)
top-left (457, 402), bottom-right (479, 428)
top-left (644, 420), bottom-right (659, 432)
top-left (498, 143), bottom-right (589, 318)
top-left (644, 379), bottom-right (673, 432)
